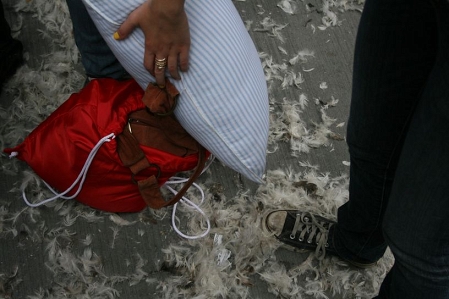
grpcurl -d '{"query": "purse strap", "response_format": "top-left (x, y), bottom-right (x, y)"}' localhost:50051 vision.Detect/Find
top-left (116, 118), bottom-right (207, 209)
top-left (159, 145), bottom-right (206, 206)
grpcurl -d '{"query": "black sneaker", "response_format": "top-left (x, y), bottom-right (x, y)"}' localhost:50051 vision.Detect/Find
top-left (262, 210), bottom-right (376, 268)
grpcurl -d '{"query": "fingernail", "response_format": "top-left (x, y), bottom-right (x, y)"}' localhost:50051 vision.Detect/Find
top-left (113, 32), bottom-right (120, 40)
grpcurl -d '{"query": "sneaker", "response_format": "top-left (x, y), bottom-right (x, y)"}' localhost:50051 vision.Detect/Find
top-left (262, 210), bottom-right (375, 268)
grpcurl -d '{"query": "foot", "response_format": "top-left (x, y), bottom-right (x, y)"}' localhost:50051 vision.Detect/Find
top-left (262, 210), bottom-right (376, 268)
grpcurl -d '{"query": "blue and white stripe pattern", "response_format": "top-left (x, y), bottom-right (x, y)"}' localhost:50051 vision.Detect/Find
top-left (82, 0), bottom-right (269, 183)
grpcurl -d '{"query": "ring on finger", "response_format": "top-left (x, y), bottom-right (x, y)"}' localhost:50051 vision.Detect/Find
top-left (155, 57), bottom-right (167, 70)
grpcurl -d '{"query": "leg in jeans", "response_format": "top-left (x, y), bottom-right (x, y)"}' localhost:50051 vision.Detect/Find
top-left (65, 0), bottom-right (127, 79)
top-left (378, 1), bottom-right (449, 297)
top-left (0, 0), bottom-right (12, 40)
top-left (332, 0), bottom-right (439, 264)
top-left (0, 0), bottom-right (23, 88)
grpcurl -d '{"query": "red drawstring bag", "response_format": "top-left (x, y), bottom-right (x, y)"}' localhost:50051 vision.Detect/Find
top-left (4, 78), bottom-right (206, 213)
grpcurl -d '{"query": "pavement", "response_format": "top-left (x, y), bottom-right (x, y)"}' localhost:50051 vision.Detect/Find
top-left (0, 1), bottom-right (389, 299)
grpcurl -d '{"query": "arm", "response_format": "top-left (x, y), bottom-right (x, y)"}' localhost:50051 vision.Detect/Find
top-left (114, 0), bottom-right (190, 87)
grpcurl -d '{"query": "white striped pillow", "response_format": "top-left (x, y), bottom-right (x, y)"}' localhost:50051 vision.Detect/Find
top-left (82, 0), bottom-right (269, 183)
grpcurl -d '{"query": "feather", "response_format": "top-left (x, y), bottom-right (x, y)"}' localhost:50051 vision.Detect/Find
top-left (109, 214), bottom-right (136, 226)
top-left (110, 226), bottom-right (120, 249)
top-left (277, 0), bottom-right (298, 15)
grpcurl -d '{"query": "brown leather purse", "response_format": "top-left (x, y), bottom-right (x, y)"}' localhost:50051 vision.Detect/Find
top-left (116, 81), bottom-right (207, 209)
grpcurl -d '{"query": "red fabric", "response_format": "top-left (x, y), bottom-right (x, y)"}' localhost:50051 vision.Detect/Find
top-left (3, 79), bottom-right (200, 212)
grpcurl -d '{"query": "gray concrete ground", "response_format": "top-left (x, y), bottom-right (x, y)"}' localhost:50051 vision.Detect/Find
top-left (0, 1), bottom-right (380, 298)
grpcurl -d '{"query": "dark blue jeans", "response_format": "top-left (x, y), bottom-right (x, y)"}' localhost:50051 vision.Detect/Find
top-left (332, 0), bottom-right (449, 297)
top-left (66, 0), bottom-right (127, 79)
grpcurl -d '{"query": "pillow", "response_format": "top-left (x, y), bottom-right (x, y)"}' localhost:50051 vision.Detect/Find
top-left (82, 0), bottom-right (269, 183)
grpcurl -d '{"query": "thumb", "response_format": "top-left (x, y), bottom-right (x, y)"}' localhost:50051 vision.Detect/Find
top-left (113, 9), bottom-right (139, 40)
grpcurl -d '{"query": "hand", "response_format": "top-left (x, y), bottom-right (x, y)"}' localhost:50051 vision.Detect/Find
top-left (114, 0), bottom-right (190, 87)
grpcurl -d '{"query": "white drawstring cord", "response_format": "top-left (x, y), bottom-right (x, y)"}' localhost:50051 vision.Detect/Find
top-left (21, 133), bottom-right (116, 207)
top-left (18, 133), bottom-right (214, 239)
top-left (164, 155), bottom-right (215, 239)
top-left (165, 178), bottom-right (210, 239)
top-left (8, 151), bottom-right (18, 158)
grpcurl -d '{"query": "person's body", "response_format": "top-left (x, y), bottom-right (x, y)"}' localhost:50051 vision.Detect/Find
top-left (66, 0), bottom-right (189, 86)
top-left (65, 0), bottom-right (270, 184)
top-left (66, 0), bottom-right (125, 80)
top-left (264, 0), bottom-right (449, 298)
top-left (0, 0), bottom-right (23, 91)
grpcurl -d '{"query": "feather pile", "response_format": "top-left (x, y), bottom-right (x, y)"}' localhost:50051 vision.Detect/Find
top-left (0, 0), bottom-right (394, 298)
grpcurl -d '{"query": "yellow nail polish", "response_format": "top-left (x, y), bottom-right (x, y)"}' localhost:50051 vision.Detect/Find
top-left (113, 32), bottom-right (120, 40)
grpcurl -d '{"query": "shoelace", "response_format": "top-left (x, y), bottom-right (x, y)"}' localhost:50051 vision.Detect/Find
top-left (10, 133), bottom-right (212, 239)
top-left (290, 212), bottom-right (333, 260)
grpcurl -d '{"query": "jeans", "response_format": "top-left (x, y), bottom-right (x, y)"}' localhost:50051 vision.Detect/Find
top-left (0, 0), bottom-right (12, 42)
top-left (331, 0), bottom-right (449, 297)
top-left (0, 0), bottom-right (23, 88)
top-left (65, 0), bottom-right (127, 79)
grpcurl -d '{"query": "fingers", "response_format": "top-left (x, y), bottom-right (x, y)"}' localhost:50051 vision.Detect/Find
top-left (143, 48), bottom-right (156, 74)
top-left (178, 47), bottom-right (190, 73)
top-left (167, 52), bottom-right (180, 80)
top-left (143, 48), bottom-right (167, 86)
top-left (145, 50), bottom-right (183, 86)
top-left (154, 49), bottom-right (188, 81)
top-left (154, 57), bottom-right (167, 87)
top-left (113, 0), bottom-right (190, 85)
top-left (113, 7), bottom-right (140, 40)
